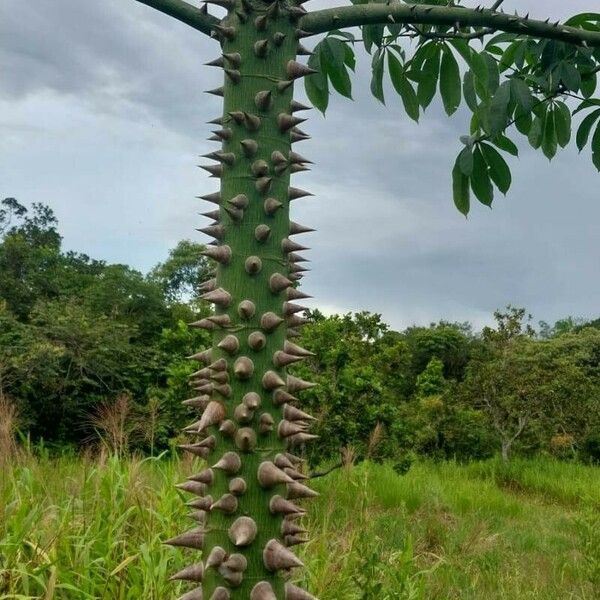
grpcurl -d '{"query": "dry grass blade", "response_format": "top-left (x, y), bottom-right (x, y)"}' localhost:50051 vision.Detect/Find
top-left (0, 394), bottom-right (19, 466)
top-left (86, 393), bottom-right (138, 457)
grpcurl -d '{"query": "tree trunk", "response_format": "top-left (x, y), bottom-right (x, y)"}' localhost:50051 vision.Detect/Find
top-left (169, 4), bottom-right (318, 599)
top-left (501, 438), bottom-right (511, 463)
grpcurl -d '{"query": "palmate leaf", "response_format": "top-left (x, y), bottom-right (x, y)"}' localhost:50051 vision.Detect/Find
top-left (316, 10), bottom-right (600, 213)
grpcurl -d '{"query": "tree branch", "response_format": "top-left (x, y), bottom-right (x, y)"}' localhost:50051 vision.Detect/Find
top-left (300, 4), bottom-right (600, 48)
top-left (309, 461), bottom-right (344, 479)
top-left (134, 0), bottom-right (219, 37)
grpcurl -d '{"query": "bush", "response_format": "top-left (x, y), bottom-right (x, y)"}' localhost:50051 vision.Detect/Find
top-left (581, 432), bottom-right (600, 464)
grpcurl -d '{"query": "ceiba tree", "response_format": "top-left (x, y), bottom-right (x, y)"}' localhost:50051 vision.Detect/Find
top-left (129, 0), bottom-right (600, 598)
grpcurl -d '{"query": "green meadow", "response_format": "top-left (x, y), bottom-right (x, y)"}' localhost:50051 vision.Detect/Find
top-left (1, 454), bottom-right (599, 599)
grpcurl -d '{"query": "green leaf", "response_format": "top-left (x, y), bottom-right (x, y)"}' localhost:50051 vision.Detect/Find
top-left (528, 115), bottom-right (543, 149)
top-left (463, 70), bottom-right (478, 112)
top-left (592, 122), bottom-right (600, 171)
top-left (488, 81), bottom-right (511, 135)
top-left (510, 78), bottom-right (533, 112)
top-left (554, 102), bottom-right (572, 148)
top-left (305, 50), bottom-right (329, 114)
top-left (576, 108), bottom-right (600, 150)
top-left (541, 109), bottom-right (557, 160)
top-left (574, 98), bottom-right (600, 115)
top-left (323, 38), bottom-right (352, 99)
top-left (581, 72), bottom-right (597, 98)
top-left (480, 142), bottom-right (512, 195)
top-left (458, 146), bottom-right (474, 176)
top-left (328, 29), bottom-right (356, 42)
top-left (465, 49), bottom-right (489, 87)
top-left (492, 134), bottom-right (519, 157)
top-left (559, 62), bottom-right (582, 92)
top-left (514, 105), bottom-right (533, 136)
top-left (483, 52), bottom-right (500, 94)
top-left (409, 42), bottom-right (434, 77)
top-left (485, 32), bottom-right (518, 48)
top-left (344, 44), bottom-right (356, 71)
top-left (451, 39), bottom-right (486, 86)
top-left (370, 52), bottom-right (385, 105)
top-left (417, 45), bottom-right (441, 109)
top-left (439, 46), bottom-right (461, 116)
top-left (541, 40), bottom-right (563, 71)
top-left (324, 36), bottom-right (345, 65)
top-left (452, 157), bottom-right (470, 216)
top-left (499, 41), bottom-right (520, 73)
top-left (363, 23), bottom-right (385, 54)
top-left (388, 52), bottom-right (419, 122)
top-left (565, 12), bottom-right (600, 27)
top-left (471, 147), bottom-right (494, 206)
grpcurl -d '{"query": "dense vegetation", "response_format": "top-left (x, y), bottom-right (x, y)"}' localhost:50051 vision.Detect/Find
top-left (1, 453), bottom-right (599, 599)
top-left (1, 197), bottom-right (600, 466)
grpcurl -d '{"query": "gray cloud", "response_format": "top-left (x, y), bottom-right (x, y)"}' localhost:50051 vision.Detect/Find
top-left (1, 0), bottom-right (599, 330)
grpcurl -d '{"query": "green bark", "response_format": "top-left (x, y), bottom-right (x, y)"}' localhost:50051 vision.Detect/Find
top-left (299, 4), bottom-right (600, 46)
top-left (169, 2), bottom-right (318, 599)
top-left (135, 0), bottom-right (600, 48)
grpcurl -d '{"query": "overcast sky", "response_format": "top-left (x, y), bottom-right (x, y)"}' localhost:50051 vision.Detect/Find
top-left (1, 0), bottom-right (599, 330)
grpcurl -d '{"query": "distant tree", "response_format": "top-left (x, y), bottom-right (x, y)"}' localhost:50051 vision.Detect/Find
top-left (539, 316), bottom-right (589, 338)
top-left (463, 306), bottom-right (538, 461)
top-left (0, 202), bottom-right (210, 445)
top-left (149, 239), bottom-right (210, 303)
top-left (462, 306), bottom-right (600, 461)
top-left (402, 321), bottom-right (473, 393)
top-left (415, 356), bottom-right (447, 398)
top-left (292, 311), bottom-right (410, 463)
top-left (0, 197), bottom-right (27, 235)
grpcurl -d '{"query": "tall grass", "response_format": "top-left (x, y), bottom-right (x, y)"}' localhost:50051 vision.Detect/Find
top-left (1, 453), bottom-right (598, 599)
top-left (0, 396), bottom-right (19, 467)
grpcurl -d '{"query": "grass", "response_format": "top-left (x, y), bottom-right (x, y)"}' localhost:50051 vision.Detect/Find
top-left (1, 452), bottom-right (599, 599)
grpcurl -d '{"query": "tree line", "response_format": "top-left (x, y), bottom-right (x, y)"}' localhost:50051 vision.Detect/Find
top-left (1, 198), bottom-right (599, 465)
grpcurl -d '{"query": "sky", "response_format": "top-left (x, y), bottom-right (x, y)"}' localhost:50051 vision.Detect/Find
top-left (1, 0), bottom-right (599, 331)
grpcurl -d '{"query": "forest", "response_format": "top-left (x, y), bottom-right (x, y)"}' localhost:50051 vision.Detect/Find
top-left (2, 196), bottom-right (599, 467)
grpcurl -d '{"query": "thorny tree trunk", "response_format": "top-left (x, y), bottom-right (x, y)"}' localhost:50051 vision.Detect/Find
top-left (130, 1), bottom-right (600, 598)
top-left (167, 1), bottom-right (320, 599)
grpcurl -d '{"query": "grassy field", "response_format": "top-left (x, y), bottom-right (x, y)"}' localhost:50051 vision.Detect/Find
top-left (1, 453), bottom-right (599, 599)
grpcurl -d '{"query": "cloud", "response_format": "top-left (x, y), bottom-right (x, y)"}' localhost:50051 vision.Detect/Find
top-left (1, 0), bottom-right (599, 331)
